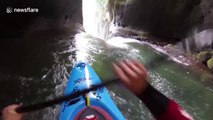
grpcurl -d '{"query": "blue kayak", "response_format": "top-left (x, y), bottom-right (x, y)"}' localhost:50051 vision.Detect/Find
top-left (59, 62), bottom-right (125, 120)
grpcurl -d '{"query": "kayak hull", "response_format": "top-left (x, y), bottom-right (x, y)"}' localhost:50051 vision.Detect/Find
top-left (59, 62), bottom-right (125, 120)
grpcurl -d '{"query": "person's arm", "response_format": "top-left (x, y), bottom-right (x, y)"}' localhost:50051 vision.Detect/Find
top-left (113, 60), bottom-right (193, 120)
top-left (2, 104), bottom-right (23, 120)
top-left (138, 84), bottom-right (193, 120)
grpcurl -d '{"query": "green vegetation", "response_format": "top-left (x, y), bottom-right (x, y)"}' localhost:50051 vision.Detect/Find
top-left (196, 51), bottom-right (213, 71)
top-left (197, 51), bottom-right (212, 63)
top-left (207, 57), bottom-right (213, 70)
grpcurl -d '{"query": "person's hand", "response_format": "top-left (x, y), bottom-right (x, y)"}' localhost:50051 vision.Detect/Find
top-left (2, 104), bottom-right (23, 120)
top-left (113, 60), bottom-right (148, 95)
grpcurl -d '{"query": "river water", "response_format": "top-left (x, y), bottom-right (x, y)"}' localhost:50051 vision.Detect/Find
top-left (0, 28), bottom-right (213, 120)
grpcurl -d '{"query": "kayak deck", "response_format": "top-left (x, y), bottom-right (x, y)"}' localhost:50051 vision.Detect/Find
top-left (59, 62), bottom-right (125, 120)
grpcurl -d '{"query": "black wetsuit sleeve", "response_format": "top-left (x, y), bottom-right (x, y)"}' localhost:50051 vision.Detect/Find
top-left (137, 84), bottom-right (169, 117)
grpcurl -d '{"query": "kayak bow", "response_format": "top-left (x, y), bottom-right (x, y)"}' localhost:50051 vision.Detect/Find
top-left (59, 62), bottom-right (125, 120)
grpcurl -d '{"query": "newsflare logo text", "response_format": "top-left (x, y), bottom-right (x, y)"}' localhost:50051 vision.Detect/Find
top-left (6, 7), bottom-right (39, 13)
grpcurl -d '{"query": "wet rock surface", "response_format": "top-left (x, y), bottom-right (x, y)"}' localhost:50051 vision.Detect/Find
top-left (111, 0), bottom-right (213, 72)
top-left (113, 0), bottom-right (203, 39)
top-left (112, 26), bottom-right (212, 73)
top-left (200, 0), bottom-right (213, 29)
top-left (113, 0), bottom-right (213, 40)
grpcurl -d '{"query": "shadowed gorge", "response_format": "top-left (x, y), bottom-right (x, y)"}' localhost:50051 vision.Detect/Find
top-left (0, 0), bottom-right (82, 38)
top-left (111, 0), bottom-right (204, 40)
top-left (0, 0), bottom-right (213, 120)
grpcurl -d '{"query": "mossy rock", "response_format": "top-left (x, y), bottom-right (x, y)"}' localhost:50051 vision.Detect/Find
top-left (207, 57), bottom-right (213, 71)
top-left (197, 51), bottom-right (212, 63)
top-left (166, 44), bottom-right (173, 47)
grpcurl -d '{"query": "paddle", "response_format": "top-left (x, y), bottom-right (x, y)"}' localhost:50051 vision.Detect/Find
top-left (0, 78), bottom-right (118, 116)
top-left (0, 56), bottom-right (169, 117)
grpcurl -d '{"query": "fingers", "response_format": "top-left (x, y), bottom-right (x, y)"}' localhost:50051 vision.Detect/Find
top-left (113, 60), bottom-right (147, 84)
top-left (2, 104), bottom-right (23, 120)
top-left (124, 60), bottom-right (142, 75)
top-left (132, 60), bottom-right (147, 78)
top-left (3, 105), bottom-right (20, 114)
top-left (113, 63), bottom-right (130, 85)
top-left (118, 61), bottom-right (138, 80)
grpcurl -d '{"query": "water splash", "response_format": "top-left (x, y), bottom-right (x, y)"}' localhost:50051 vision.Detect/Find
top-left (107, 36), bottom-right (140, 48)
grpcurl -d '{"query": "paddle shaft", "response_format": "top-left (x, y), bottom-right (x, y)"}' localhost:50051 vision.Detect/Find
top-left (0, 79), bottom-right (117, 115)
top-left (16, 79), bottom-right (117, 113)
